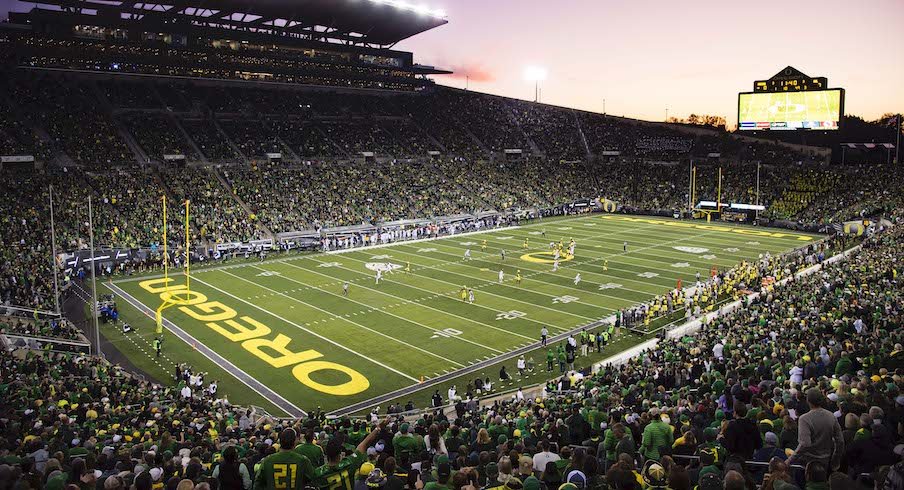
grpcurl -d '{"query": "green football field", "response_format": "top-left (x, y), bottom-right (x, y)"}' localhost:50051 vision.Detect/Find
top-left (100, 213), bottom-right (822, 416)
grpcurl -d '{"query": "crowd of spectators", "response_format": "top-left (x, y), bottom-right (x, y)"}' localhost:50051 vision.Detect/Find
top-left (0, 314), bottom-right (82, 340)
top-left (160, 167), bottom-right (262, 243)
top-left (0, 223), bottom-right (900, 490)
top-left (120, 114), bottom-right (199, 162)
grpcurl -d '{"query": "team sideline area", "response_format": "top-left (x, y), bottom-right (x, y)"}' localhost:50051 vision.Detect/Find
top-left (99, 214), bottom-right (822, 415)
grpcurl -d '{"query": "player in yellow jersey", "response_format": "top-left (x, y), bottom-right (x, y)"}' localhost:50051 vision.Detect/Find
top-left (405, 262), bottom-right (410, 273)
top-left (523, 238), bottom-right (529, 249)
top-left (603, 260), bottom-right (608, 271)
top-left (515, 270), bottom-right (522, 285)
top-left (481, 239), bottom-right (487, 252)
top-left (459, 287), bottom-right (467, 301)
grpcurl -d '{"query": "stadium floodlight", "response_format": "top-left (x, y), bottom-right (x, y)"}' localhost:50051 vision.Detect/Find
top-left (369, 0), bottom-right (446, 18)
top-left (524, 66), bottom-right (548, 82)
top-left (524, 66), bottom-right (547, 102)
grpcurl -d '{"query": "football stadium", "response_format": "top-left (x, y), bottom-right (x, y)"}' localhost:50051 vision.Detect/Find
top-left (1, 1), bottom-right (903, 489)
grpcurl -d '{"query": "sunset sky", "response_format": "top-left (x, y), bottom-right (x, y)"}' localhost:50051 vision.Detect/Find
top-left (3, 0), bottom-right (902, 127)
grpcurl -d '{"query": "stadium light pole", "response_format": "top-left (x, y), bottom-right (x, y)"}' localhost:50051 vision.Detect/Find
top-left (755, 162), bottom-right (761, 220)
top-left (524, 66), bottom-right (547, 103)
top-left (49, 185), bottom-right (61, 316)
top-left (88, 196), bottom-right (101, 357)
top-left (893, 119), bottom-right (900, 164)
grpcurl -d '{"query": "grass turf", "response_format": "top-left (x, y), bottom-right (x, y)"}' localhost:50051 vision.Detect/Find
top-left (103, 213), bottom-right (822, 415)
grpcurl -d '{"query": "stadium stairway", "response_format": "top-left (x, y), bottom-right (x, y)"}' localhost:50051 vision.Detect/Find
top-left (508, 105), bottom-right (544, 157)
top-left (407, 118), bottom-right (449, 154)
top-left (460, 124), bottom-right (493, 158)
top-left (276, 133), bottom-right (302, 162)
top-left (316, 124), bottom-right (352, 158)
top-left (572, 109), bottom-right (594, 160)
top-left (212, 166), bottom-right (275, 238)
top-left (92, 83), bottom-right (148, 164)
top-left (212, 118), bottom-right (247, 160)
top-left (172, 116), bottom-right (209, 164)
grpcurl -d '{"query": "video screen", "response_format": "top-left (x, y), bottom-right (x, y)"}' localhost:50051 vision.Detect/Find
top-left (738, 89), bottom-right (843, 130)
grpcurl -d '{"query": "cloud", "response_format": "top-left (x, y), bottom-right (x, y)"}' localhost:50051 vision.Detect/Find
top-left (434, 62), bottom-right (496, 83)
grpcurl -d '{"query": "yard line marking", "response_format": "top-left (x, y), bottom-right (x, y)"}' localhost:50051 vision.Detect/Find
top-left (223, 270), bottom-right (477, 365)
top-left (408, 242), bottom-right (646, 304)
top-left (298, 256), bottom-right (573, 333)
top-left (105, 282), bottom-right (304, 418)
top-left (334, 252), bottom-right (601, 323)
top-left (191, 274), bottom-right (422, 381)
top-left (246, 264), bottom-right (508, 353)
top-left (284, 260), bottom-right (539, 341)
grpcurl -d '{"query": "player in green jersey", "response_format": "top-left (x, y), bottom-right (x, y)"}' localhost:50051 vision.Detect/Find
top-left (254, 428), bottom-right (316, 490)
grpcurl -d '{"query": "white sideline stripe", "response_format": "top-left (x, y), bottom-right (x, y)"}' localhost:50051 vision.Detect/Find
top-left (240, 266), bottom-right (475, 365)
top-left (105, 282), bottom-right (305, 418)
top-left (112, 214), bottom-right (598, 285)
top-left (277, 260), bottom-right (537, 342)
top-left (191, 275), bottom-right (420, 382)
top-left (324, 225), bottom-right (522, 255)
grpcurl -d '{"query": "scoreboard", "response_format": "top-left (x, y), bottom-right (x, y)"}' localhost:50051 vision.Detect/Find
top-left (739, 66), bottom-right (844, 131)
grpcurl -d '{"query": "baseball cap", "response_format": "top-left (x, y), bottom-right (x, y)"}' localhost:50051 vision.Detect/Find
top-left (485, 462), bottom-right (499, 477)
top-left (400, 423), bottom-right (410, 433)
top-left (642, 460), bottom-right (667, 488)
top-left (437, 462), bottom-right (451, 480)
top-left (504, 478), bottom-right (523, 490)
top-left (566, 470), bottom-right (586, 489)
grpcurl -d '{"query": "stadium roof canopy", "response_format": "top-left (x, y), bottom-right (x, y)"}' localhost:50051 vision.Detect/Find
top-left (18, 0), bottom-right (448, 47)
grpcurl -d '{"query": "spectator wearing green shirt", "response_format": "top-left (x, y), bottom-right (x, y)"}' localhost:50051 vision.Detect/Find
top-left (315, 417), bottom-right (389, 490)
top-left (254, 429), bottom-right (316, 490)
top-left (423, 462), bottom-right (452, 490)
top-left (640, 408), bottom-right (674, 462)
top-left (295, 429), bottom-right (325, 467)
top-left (392, 423), bottom-right (423, 462)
